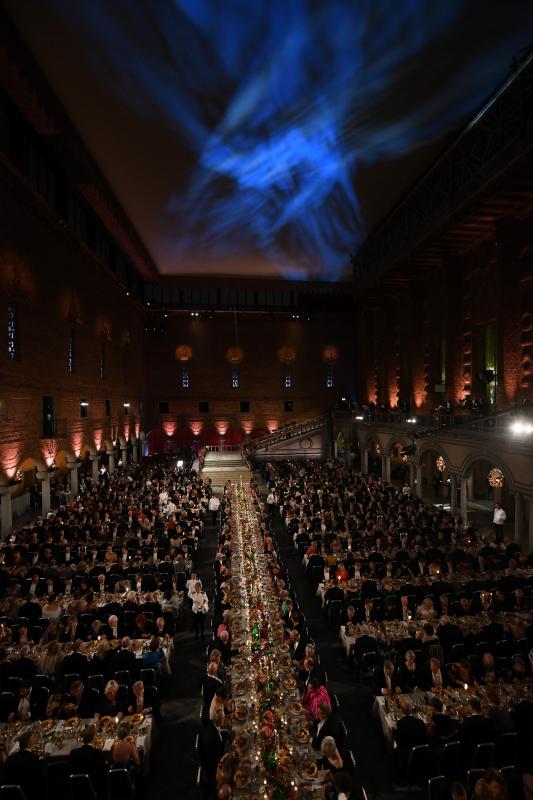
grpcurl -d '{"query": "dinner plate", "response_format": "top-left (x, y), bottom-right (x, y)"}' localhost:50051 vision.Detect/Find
top-left (131, 713), bottom-right (144, 725)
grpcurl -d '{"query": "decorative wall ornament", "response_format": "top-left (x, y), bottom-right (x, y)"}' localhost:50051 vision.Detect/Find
top-left (277, 345), bottom-right (296, 364)
top-left (488, 467), bottom-right (504, 488)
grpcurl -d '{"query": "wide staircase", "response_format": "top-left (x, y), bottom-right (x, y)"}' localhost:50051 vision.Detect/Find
top-left (200, 450), bottom-right (250, 492)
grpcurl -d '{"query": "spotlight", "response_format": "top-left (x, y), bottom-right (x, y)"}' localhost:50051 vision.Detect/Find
top-left (406, 417), bottom-right (417, 424)
top-left (355, 415), bottom-right (364, 421)
top-left (510, 419), bottom-right (533, 435)
top-left (208, 310), bottom-right (214, 320)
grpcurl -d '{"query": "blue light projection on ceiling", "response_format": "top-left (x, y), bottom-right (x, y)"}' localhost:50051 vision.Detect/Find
top-left (45, 0), bottom-right (533, 280)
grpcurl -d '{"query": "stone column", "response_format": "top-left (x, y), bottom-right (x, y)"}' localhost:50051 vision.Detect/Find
top-left (513, 493), bottom-right (523, 545)
top-left (460, 477), bottom-right (468, 523)
top-left (90, 455), bottom-right (99, 481)
top-left (131, 439), bottom-right (138, 464)
top-left (528, 498), bottom-right (533, 553)
top-left (36, 471), bottom-right (51, 516)
top-left (0, 486), bottom-right (13, 540)
top-left (67, 461), bottom-right (79, 496)
top-left (107, 450), bottom-right (115, 476)
top-left (120, 446), bottom-right (128, 466)
top-left (361, 448), bottom-right (369, 474)
top-left (382, 454), bottom-right (391, 483)
top-left (415, 465), bottom-right (423, 498)
top-left (449, 474), bottom-right (458, 514)
top-left (409, 461), bottom-right (416, 492)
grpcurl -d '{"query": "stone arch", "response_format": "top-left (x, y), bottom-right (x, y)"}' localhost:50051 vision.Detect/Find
top-left (16, 454), bottom-right (47, 475)
top-left (415, 441), bottom-right (453, 469)
top-left (80, 442), bottom-right (97, 458)
top-left (55, 448), bottom-right (77, 468)
top-left (385, 436), bottom-right (412, 458)
top-left (103, 439), bottom-right (114, 452)
top-left (359, 431), bottom-right (386, 453)
top-left (458, 449), bottom-right (516, 490)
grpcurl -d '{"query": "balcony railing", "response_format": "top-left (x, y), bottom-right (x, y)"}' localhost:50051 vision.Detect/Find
top-left (243, 414), bottom-right (328, 455)
top-left (352, 407), bottom-right (530, 438)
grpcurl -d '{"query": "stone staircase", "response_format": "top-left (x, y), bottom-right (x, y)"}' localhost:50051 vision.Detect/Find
top-left (200, 450), bottom-right (250, 491)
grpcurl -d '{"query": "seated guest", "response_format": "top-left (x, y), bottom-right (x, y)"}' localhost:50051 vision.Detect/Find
top-left (97, 679), bottom-right (126, 718)
top-left (38, 639), bottom-right (63, 676)
top-left (110, 721), bottom-right (141, 772)
top-left (372, 659), bottom-right (400, 696)
top-left (472, 767), bottom-right (510, 800)
top-left (318, 735), bottom-right (344, 777)
top-left (458, 697), bottom-right (496, 759)
top-left (427, 696), bottom-right (457, 742)
top-left (4, 727), bottom-right (46, 800)
top-left (394, 700), bottom-right (428, 774)
top-left (340, 605), bottom-right (356, 626)
top-left (61, 680), bottom-right (99, 718)
top-left (134, 613), bottom-right (153, 639)
top-left (480, 653), bottom-right (498, 685)
top-left (303, 676), bottom-right (331, 722)
top-left (398, 650), bottom-right (420, 693)
top-left (416, 597), bottom-right (435, 620)
top-left (46, 690), bottom-right (65, 719)
top-left (128, 680), bottom-right (158, 718)
top-left (110, 636), bottom-right (137, 677)
top-left (68, 724), bottom-right (107, 796)
top-left (200, 708), bottom-right (227, 786)
top-left (142, 636), bottom-right (166, 675)
top-left (421, 657), bottom-right (445, 691)
top-left (10, 645), bottom-right (37, 681)
top-left (62, 639), bottom-right (89, 680)
top-left (88, 639), bottom-right (112, 680)
top-left (312, 701), bottom-right (344, 751)
top-left (447, 659), bottom-right (476, 689)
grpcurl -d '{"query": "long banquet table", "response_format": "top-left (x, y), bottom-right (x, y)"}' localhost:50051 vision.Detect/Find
top-left (227, 482), bottom-right (325, 799)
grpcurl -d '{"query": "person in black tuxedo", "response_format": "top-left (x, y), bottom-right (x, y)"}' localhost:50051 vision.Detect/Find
top-left (62, 640), bottom-right (89, 681)
top-left (61, 680), bottom-right (99, 718)
top-left (458, 697), bottom-right (496, 759)
top-left (200, 708), bottom-right (227, 785)
top-left (4, 728), bottom-right (46, 800)
top-left (312, 701), bottom-right (344, 751)
top-left (9, 646), bottom-right (37, 682)
top-left (201, 662), bottom-right (224, 720)
top-left (110, 637), bottom-right (138, 678)
top-left (68, 724), bottom-right (107, 795)
top-left (394, 702), bottom-right (429, 774)
top-left (372, 660), bottom-right (400, 696)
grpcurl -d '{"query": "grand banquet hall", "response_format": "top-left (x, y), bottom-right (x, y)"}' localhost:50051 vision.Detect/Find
top-left (0, 2), bottom-right (533, 799)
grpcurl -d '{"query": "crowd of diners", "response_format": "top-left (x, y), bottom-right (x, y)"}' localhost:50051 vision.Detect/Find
top-left (260, 459), bottom-right (533, 800)
top-left (0, 456), bottom-right (208, 800)
top-left (198, 479), bottom-right (365, 800)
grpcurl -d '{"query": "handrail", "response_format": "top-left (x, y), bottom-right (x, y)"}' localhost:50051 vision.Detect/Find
top-left (242, 414), bottom-right (328, 455)
top-left (352, 405), bottom-right (530, 438)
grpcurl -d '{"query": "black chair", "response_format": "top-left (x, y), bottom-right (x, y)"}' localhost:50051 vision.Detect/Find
top-left (406, 744), bottom-right (439, 787)
top-left (309, 565), bottom-right (325, 584)
top-left (32, 674), bottom-right (53, 691)
top-left (428, 775), bottom-right (448, 800)
top-left (139, 668), bottom-right (157, 687)
top-left (114, 670), bottom-right (131, 687)
top-left (471, 742), bottom-right (495, 770)
top-left (7, 677), bottom-right (22, 695)
top-left (107, 768), bottom-right (135, 800)
top-left (467, 768), bottom-right (485, 796)
top-left (360, 651), bottom-right (379, 683)
top-left (63, 673), bottom-right (81, 690)
top-left (30, 685), bottom-right (49, 719)
top-left (69, 773), bottom-right (96, 800)
top-left (330, 694), bottom-right (340, 714)
top-left (440, 741), bottom-right (463, 781)
top-left (0, 692), bottom-right (17, 722)
top-left (327, 600), bottom-right (343, 620)
top-left (495, 640), bottom-right (510, 658)
top-left (88, 674), bottom-right (105, 693)
top-left (497, 732), bottom-right (519, 767)
top-left (450, 643), bottom-right (465, 661)
top-left (0, 787), bottom-right (26, 800)
top-left (476, 641), bottom-right (489, 655)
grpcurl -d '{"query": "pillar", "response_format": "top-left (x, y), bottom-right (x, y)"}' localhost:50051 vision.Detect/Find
top-left (67, 461), bottom-right (79, 496)
top-left (0, 486), bottom-right (13, 540)
top-left (460, 477), bottom-right (468, 523)
top-left (131, 439), bottom-right (138, 464)
top-left (513, 493), bottom-right (523, 545)
top-left (106, 450), bottom-right (115, 475)
top-left (416, 465), bottom-right (423, 498)
top-left (528, 498), bottom-right (533, 552)
top-left (361, 448), bottom-right (369, 474)
top-left (120, 446), bottom-right (128, 466)
top-left (36, 471), bottom-right (51, 516)
top-left (382, 454), bottom-right (391, 483)
top-left (409, 461), bottom-right (416, 492)
top-left (450, 474), bottom-right (458, 514)
top-left (90, 455), bottom-right (98, 481)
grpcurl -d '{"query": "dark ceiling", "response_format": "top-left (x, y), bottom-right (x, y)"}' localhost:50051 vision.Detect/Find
top-left (4, 0), bottom-right (533, 282)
